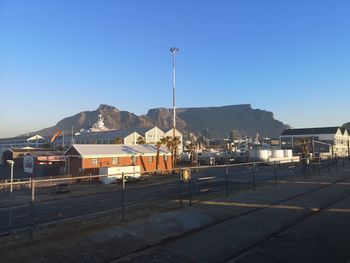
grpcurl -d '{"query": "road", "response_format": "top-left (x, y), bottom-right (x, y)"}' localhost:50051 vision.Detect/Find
top-left (0, 161), bottom-right (330, 235)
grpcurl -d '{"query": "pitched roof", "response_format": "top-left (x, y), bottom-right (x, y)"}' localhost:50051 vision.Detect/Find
top-left (65, 144), bottom-right (170, 158)
top-left (281, 127), bottom-right (341, 136)
top-left (73, 130), bottom-right (140, 141)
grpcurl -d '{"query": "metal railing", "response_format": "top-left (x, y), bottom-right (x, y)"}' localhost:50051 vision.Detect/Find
top-left (0, 156), bottom-right (348, 243)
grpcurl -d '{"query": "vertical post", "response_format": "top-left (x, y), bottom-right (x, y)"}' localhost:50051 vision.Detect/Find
top-left (29, 179), bottom-right (35, 243)
top-left (121, 172), bottom-right (125, 222)
top-left (318, 157), bottom-right (321, 176)
top-left (252, 163), bottom-right (256, 191)
top-left (10, 162), bottom-right (14, 194)
top-left (336, 156), bottom-right (338, 171)
top-left (274, 161), bottom-right (277, 186)
top-left (189, 177), bottom-right (192, 206)
top-left (31, 179), bottom-right (35, 203)
top-left (225, 165), bottom-right (229, 197)
top-left (170, 47), bottom-right (179, 170)
top-left (307, 158), bottom-right (310, 177)
top-left (291, 159), bottom-right (294, 182)
top-left (327, 158), bottom-right (330, 173)
top-left (179, 170), bottom-right (183, 208)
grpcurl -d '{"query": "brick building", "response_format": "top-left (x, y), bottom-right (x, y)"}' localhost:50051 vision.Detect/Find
top-left (64, 144), bottom-right (172, 177)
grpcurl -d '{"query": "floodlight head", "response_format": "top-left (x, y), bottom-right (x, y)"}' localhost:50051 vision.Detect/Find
top-left (170, 47), bottom-right (179, 53)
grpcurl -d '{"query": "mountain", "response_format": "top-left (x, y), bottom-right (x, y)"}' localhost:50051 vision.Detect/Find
top-left (29, 104), bottom-right (289, 139)
top-left (342, 122), bottom-right (350, 130)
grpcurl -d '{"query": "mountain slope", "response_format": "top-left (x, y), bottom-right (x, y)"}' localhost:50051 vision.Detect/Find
top-left (30, 104), bottom-right (289, 138)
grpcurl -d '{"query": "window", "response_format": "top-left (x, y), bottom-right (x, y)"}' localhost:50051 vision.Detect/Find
top-left (91, 158), bottom-right (99, 166)
top-left (131, 155), bottom-right (136, 165)
top-left (112, 157), bottom-right (119, 165)
top-left (148, 156), bottom-right (153, 163)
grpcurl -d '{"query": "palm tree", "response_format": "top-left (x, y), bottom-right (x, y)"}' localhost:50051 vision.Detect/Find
top-left (187, 142), bottom-right (197, 166)
top-left (136, 136), bottom-right (146, 145)
top-left (114, 137), bottom-right (123, 144)
top-left (155, 140), bottom-right (162, 171)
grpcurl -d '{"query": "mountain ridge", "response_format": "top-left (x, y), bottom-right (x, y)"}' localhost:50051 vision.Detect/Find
top-left (26, 104), bottom-right (290, 139)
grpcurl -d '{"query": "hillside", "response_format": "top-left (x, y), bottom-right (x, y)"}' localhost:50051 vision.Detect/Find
top-left (29, 104), bottom-right (289, 139)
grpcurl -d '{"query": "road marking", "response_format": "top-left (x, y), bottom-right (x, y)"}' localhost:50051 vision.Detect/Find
top-left (197, 177), bottom-right (215, 181)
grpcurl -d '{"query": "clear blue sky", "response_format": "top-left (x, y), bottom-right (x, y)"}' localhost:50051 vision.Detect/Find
top-left (1, 0), bottom-right (350, 137)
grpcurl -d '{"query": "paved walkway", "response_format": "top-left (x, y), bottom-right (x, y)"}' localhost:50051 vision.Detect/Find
top-left (0, 171), bottom-right (350, 263)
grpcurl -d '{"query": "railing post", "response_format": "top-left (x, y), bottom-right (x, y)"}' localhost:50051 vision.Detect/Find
top-left (327, 158), bottom-right (330, 173)
top-left (189, 177), bottom-right (192, 206)
top-left (179, 169), bottom-right (183, 208)
top-left (318, 157), bottom-right (321, 176)
top-left (31, 179), bottom-right (35, 203)
top-left (274, 161), bottom-right (277, 186)
top-left (252, 163), bottom-right (256, 191)
top-left (225, 165), bottom-right (229, 197)
top-left (121, 172), bottom-right (125, 222)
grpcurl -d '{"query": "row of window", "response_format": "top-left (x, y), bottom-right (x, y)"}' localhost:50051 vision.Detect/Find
top-left (89, 155), bottom-right (168, 166)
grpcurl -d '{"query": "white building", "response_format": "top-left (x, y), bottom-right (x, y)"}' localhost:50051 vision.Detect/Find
top-left (280, 127), bottom-right (350, 157)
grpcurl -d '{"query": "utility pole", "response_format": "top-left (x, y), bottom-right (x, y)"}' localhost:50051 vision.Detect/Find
top-left (170, 47), bottom-right (179, 169)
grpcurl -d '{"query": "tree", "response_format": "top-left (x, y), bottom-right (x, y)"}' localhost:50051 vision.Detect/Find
top-left (136, 136), bottom-right (146, 145)
top-left (155, 140), bottom-right (162, 171)
top-left (160, 136), bottom-right (181, 169)
top-left (187, 142), bottom-right (197, 166)
top-left (114, 138), bottom-right (123, 144)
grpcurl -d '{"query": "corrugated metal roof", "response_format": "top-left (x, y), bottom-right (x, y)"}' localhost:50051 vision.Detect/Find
top-left (66, 144), bottom-right (170, 158)
top-left (281, 127), bottom-right (341, 136)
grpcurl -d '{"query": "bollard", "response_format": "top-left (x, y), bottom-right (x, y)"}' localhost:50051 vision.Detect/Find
top-left (307, 159), bottom-right (310, 177)
top-left (318, 157), bottom-right (321, 176)
top-left (252, 163), bottom-right (256, 191)
top-left (274, 161), bottom-right (277, 186)
top-left (225, 166), bottom-right (229, 197)
top-left (121, 172), bottom-right (125, 222)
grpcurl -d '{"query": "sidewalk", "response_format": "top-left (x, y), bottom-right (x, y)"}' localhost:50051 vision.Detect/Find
top-left (0, 171), bottom-right (349, 262)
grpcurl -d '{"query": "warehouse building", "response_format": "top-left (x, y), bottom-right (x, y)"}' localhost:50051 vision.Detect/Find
top-left (64, 144), bottom-right (172, 177)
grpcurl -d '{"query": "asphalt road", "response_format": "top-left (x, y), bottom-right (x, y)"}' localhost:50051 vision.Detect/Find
top-left (0, 162), bottom-right (330, 234)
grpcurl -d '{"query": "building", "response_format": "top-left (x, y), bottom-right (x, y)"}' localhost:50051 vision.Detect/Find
top-left (134, 127), bottom-right (165, 144)
top-left (280, 127), bottom-right (350, 157)
top-left (0, 135), bottom-right (48, 152)
top-left (23, 151), bottom-right (65, 176)
top-left (54, 130), bottom-right (143, 148)
top-left (64, 144), bottom-right (172, 177)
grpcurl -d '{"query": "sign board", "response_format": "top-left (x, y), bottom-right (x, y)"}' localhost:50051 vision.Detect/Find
top-left (182, 168), bottom-right (191, 181)
top-left (23, 155), bottom-right (34, 174)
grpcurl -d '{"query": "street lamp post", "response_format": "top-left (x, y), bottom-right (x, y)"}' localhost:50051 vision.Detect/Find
top-left (7, 160), bottom-right (14, 193)
top-left (170, 47), bottom-right (179, 169)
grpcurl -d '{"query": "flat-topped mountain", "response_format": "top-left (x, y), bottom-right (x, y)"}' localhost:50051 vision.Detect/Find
top-left (29, 104), bottom-right (289, 139)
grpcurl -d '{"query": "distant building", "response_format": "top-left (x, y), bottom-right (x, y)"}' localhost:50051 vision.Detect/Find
top-left (64, 144), bottom-right (172, 177)
top-left (0, 135), bottom-right (48, 153)
top-left (280, 127), bottom-right (350, 157)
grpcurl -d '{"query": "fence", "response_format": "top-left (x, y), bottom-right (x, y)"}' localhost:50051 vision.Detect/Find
top-left (0, 156), bottom-right (348, 243)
